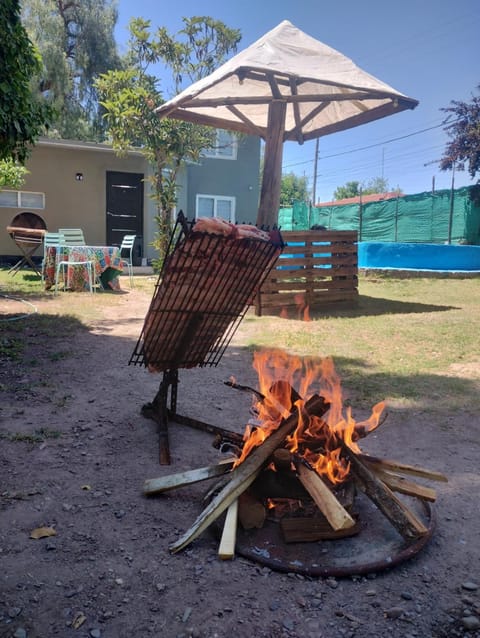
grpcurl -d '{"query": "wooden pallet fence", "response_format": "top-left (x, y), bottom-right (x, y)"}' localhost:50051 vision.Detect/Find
top-left (255, 230), bottom-right (358, 316)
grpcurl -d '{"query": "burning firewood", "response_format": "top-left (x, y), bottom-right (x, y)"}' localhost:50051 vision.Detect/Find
top-left (280, 515), bottom-right (361, 543)
top-left (238, 491), bottom-right (267, 529)
top-left (169, 394), bottom-right (329, 553)
top-left (370, 470), bottom-right (437, 502)
top-left (250, 467), bottom-right (310, 499)
top-left (145, 349), bottom-right (445, 557)
top-left (218, 499), bottom-right (239, 560)
top-left (342, 448), bottom-right (429, 540)
top-left (294, 459), bottom-right (356, 531)
top-left (272, 448), bottom-right (293, 471)
top-left (143, 459), bottom-right (234, 496)
top-left (359, 455), bottom-right (448, 483)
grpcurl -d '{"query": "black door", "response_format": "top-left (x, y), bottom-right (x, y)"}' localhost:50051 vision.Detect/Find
top-left (106, 171), bottom-right (144, 251)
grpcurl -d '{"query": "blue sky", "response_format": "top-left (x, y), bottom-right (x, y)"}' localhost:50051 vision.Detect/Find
top-left (115, 0), bottom-right (479, 201)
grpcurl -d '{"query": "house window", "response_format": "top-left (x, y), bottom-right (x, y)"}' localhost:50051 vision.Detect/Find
top-left (0, 190), bottom-right (45, 209)
top-left (196, 194), bottom-right (236, 223)
top-left (203, 129), bottom-right (237, 160)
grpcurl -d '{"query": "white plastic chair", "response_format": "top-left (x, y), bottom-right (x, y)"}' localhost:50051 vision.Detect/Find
top-left (54, 245), bottom-right (95, 294)
top-left (120, 234), bottom-right (136, 287)
top-left (58, 228), bottom-right (86, 245)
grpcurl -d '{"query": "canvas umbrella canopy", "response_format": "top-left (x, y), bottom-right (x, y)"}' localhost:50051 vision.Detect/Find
top-left (156, 20), bottom-right (418, 228)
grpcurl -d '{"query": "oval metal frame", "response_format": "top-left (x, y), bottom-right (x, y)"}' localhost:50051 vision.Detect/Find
top-left (214, 494), bottom-right (435, 577)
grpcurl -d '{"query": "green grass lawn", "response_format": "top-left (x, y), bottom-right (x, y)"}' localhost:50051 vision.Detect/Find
top-left (237, 275), bottom-right (480, 412)
top-left (2, 267), bottom-right (479, 412)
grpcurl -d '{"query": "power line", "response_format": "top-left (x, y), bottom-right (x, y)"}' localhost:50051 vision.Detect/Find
top-left (283, 121), bottom-right (452, 169)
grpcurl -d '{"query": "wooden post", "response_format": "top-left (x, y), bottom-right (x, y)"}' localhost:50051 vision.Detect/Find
top-left (257, 100), bottom-right (287, 229)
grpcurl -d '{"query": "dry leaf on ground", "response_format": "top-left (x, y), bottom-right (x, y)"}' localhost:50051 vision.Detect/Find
top-left (30, 526), bottom-right (57, 539)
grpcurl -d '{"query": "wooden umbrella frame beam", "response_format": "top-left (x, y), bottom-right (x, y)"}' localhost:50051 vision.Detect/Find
top-left (155, 20), bottom-right (418, 229)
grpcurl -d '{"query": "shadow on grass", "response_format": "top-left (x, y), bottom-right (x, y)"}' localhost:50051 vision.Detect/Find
top-left (225, 348), bottom-right (478, 412)
top-left (0, 269), bottom-right (474, 414)
top-left (0, 311), bottom-right (88, 336)
top-left (329, 354), bottom-right (476, 410)
top-left (16, 273), bottom-right (40, 282)
top-left (307, 294), bottom-right (459, 320)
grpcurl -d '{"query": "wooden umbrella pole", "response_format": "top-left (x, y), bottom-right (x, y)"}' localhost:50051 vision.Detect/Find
top-left (257, 100), bottom-right (287, 229)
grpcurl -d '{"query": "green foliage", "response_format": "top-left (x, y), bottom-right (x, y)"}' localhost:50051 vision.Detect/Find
top-left (0, 428), bottom-right (61, 442)
top-left (21, 0), bottom-right (121, 140)
top-left (0, 159), bottom-right (29, 189)
top-left (363, 176), bottom-right (391, 194)
top-left (154, 16), bottom-right (241, 92)
top-left (96, 64), bottom-right (214, 260)
top-left (333, 177), bottom-right (393, 200)
top-left (333, 180), bottom-right (361, 200)
top-left (0, 335), bottom-right (24, 361)
top-left (280, 172), bottom-right (310, 206)
top-left (0, 0), bottom-right (53, 163)
top-left (440, 86), bottom-right (480, 179)
top-left (96, 16), bottom-right (241, 263)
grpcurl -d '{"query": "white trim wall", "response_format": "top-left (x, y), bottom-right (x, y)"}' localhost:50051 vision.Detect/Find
top-left (195, 194), bottom-right (236, 223)
top-left (202, 129), bottom-right (238, 160)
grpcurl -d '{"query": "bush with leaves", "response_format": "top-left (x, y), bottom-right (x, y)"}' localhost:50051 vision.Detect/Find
top-left (0, 0), bottom-right (52, 163)
top-left (440, 86), bottom-right (480, 180)
top-left (96, 17), bottom-right (241, 264)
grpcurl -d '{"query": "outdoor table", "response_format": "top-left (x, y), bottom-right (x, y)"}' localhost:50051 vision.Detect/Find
top-left (7, 226), bottom-right (46, 276)
top-left (43, 245), bottom-right (123, 291)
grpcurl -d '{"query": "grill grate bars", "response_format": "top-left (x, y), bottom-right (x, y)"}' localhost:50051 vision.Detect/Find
top-left (129, 214), bottom-right (282, 370)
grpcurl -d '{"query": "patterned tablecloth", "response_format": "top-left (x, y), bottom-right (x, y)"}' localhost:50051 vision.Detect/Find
top-left (44, 245), bottom-right (123, 291)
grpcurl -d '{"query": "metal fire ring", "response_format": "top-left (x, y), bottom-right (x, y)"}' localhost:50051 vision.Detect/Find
top-left (213, 493), bottom-right (435, 577)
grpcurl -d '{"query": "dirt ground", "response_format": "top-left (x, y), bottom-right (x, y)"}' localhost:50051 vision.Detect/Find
top-left (1, 286), bottom-right (479, 638)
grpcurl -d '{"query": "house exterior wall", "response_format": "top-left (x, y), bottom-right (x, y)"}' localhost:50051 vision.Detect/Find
top-left (1, 133), bottom-right (261, 261)
top-left (0, 141), bottom-right (152, 259)
top-left (185, 134), bottom-right (260, 224)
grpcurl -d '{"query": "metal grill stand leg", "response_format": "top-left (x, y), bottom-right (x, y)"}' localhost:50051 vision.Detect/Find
top-left (141, 370), bottom-right (179, 465)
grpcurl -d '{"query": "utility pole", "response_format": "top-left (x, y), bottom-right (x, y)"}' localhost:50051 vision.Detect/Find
top-left (448, 162), bottom-right (456, 244)
top-left (312, 138), bottom-right (319, 205)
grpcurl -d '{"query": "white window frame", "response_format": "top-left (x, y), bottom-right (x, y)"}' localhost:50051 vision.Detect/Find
top-left (0, 190), bottom-right (45, 209)
top-left (202, 129), bottom-right (238, 160)
top-left (195, 194), bottom-right (236, 223)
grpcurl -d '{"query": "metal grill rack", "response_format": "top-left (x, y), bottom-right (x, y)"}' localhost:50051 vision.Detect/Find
top-left (130, 212), bottom-right (283, 463)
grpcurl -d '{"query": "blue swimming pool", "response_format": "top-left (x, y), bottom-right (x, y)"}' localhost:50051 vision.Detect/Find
top-left (358, 242), bottom-right (480, 272)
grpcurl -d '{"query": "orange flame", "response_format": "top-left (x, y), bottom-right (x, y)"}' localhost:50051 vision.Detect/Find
top-left (293, 293), bottom-right (311, 321)
top-left (279, 298), bottom-right (310, 321)
top-left (234, 349), bottom-right (386, 484)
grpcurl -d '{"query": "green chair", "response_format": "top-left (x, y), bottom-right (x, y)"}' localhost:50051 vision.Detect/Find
top-left (42, 232), bottom-right (65, 282)
top-left (120, 234), bottom-right (136, 287)
top-left (58, 228), bottom-right (86, 245)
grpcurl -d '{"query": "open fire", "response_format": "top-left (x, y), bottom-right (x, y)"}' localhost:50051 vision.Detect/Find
top-left (235, 349), bottom-right (385, 481)
top-left (144, 349), bottom-right (446, 570)
top-left (226, 349), bottom-right (386, 538)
